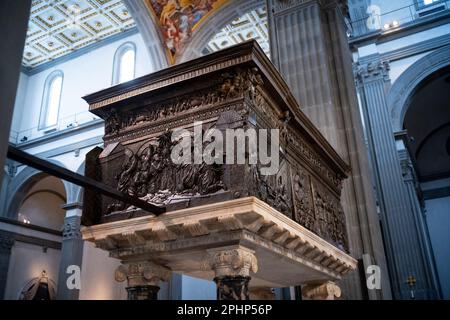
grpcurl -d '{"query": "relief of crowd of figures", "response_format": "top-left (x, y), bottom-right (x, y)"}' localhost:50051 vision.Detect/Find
top-left (104, 67), bottom-right (263, 137)
top-left (106, 132), bottom-right (225, 213)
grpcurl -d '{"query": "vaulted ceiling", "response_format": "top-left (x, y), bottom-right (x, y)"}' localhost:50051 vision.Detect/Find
top-left (23, 0), bottom-right (136, 69)
top-left (205, 6), bottom-right (269, 58)
top-left (22, 0), bottom-right (270, 70)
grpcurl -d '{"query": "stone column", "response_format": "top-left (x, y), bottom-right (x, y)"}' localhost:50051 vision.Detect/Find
top-left (354, 58), bottom-right (440, 299)
top-left (115, 262), bottom-right (171, 300)
top-left (56, 203), bottom-right (84, 300)
top-left (396, 133), bottom-right (442, 298)
top-left (0, 0), bottom-right (32, 183)
top-left (266, 0), bottom-right (391, 299)
top-left (0, 231), bottom-right (15, 299)
top-left (207, 246), bottom-right (258, 300)
top-left (302, 281), bottom-right (342, 300)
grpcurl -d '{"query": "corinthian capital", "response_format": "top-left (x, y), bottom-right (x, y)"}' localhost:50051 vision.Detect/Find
top-left (302, 281), bottom-right (342, 300)
top-left (207, 246), bottom-right (258, 278)
top-left (354, 60), bottom-right (391, 84)
top-left (115, 261), bottom-right (171, 287)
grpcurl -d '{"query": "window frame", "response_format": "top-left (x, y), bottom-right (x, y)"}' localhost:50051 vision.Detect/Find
top-left (415, 0), bottom-right (444, 10)
top-left (112, 42), bottom-right (137, 85)
top-left (38, 70), bottom-right (64, 131)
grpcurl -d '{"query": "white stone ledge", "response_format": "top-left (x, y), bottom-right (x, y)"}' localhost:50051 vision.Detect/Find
top-left (82, 197), bottom-right (357, 288)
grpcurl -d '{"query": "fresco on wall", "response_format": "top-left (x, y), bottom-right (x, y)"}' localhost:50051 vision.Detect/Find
top-left (146, 0), bottom-right (227, 64)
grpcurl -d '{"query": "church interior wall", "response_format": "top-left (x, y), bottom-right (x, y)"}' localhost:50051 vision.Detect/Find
top-left (4, 241), bottom-right (60, 300)
top-left (79, 242), bottom-right (126, 300)
top-left (11, 32), bottom-right (153, 146)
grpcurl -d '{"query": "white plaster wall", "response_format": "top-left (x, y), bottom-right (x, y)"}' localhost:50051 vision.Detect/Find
top-left (13, 32), bottom-right (153, 144)
top-left (79, 241), bottom-right (127, 300)
top-left (4, 241), bottom-right (60, 300)
top-left (181, 275), bottom-right (217, 300)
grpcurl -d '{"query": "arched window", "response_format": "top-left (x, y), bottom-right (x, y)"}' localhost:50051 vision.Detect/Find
top-left (39, 71), bottom-right (63, 129)
top-left (113, 42), bottom-right (136, 85)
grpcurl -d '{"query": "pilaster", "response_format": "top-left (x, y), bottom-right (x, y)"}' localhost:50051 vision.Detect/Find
top-left (355, 58), bottom-right (440, 299)
top-left (56, 202), bottom-right (84, 300)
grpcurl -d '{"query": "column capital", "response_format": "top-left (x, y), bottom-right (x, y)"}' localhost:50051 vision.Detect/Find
top-left (206, 246), bottom-right (258, 278)
top-left (115, 261), bottom-right (171, 287)
top-left (302, 281), bottom-right (342, 300)
top-left (354, 60), bottom-right (391, 84)
top-left (62, 215), bottom-right (82, 240)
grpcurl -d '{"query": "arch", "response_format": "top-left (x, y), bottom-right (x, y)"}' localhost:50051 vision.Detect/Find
top-left (122, 0), bottom-right (169, 71)
top-left (6, 159), bottom-right (69, 220)
top-left (178, 0), bottom-right (263, 63)
top-left (387, 45), bottom-right (450, 132)
top-left (112, 42), bottom-right (136, 85)
top-left (39, 70), bottom-right (63, 130)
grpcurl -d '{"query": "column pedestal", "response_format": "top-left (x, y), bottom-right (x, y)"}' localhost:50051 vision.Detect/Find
top-left (115, 261), bottom-right (171, 300)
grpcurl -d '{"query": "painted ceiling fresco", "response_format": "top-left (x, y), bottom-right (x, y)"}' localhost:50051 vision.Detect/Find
top-left (146, 0), bottom-right (228, 64)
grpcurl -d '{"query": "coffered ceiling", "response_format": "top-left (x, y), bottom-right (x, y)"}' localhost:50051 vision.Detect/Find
top-left (205, 6), bottom-right (270, 58)
top-left (23, 0), bottom-right (136, 69)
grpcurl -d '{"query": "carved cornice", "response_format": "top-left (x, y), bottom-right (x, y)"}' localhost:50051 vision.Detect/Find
top-left (115, 261), bottom-right (171, 287)
top-left (82, 197), bottom-right (357, 283)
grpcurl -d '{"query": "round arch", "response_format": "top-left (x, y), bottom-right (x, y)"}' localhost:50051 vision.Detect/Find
top-left (387, 45), bottom-right (450, 132)
top-left (178, 0), bottom-right (263, 63)
top-left (6, 159), bottom-right (69, 220)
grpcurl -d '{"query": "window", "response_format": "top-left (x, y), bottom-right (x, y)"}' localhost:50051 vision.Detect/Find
top-left (39, 71), bottom-right (63, 129)
top-left (417, 0), bottom-right (442, 8)
top-left (113, 42), bottom-right (136, 85)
